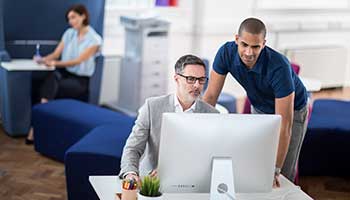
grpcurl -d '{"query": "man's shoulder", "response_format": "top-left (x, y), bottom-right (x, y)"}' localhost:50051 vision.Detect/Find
top-left (265, 46), bottom-right (290, 69)
top-left (146, 94), bottom-right (171, 102)
top-left (221, 41), bottom-right (237, 52)
top-left (196, 99), bottom-right (220, 113)
top-left (145, 94), bottom-right (172, 107)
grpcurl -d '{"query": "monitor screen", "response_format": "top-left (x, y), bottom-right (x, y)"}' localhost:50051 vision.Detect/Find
top-left (158, 113), bottom-right (281, 194)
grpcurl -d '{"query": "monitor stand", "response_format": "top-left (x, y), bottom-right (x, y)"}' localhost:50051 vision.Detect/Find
top-left (210, 157), bottom-right (236, 200)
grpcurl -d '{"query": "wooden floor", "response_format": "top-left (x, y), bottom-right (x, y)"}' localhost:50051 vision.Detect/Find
top-left (0, 128), bottom-right (67, 200)
top-left (0, 87), bottom-right (350, 200)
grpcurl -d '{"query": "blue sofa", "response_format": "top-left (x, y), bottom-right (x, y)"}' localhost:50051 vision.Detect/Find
top-left (32, 99), bottom-right (135, 162)
top-left (299, 99), bottom-right (350, 176)
top-left (65, 123), bottom-right (134, 200)
top-left (32, 99), bottom-right (135, 200)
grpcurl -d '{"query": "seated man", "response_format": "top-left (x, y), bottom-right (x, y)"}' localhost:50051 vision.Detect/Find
top-left (119, 54), bottom-right (219, 181)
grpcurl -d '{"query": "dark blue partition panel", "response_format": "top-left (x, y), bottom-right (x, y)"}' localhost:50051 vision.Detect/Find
top-left (0, 0), bottom-right (10, 61)
top-left (3, 0), bottom-right (105, 58)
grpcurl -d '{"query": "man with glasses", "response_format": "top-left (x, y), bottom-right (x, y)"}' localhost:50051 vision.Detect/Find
top-left (119, 54), bottom-right (218, 182)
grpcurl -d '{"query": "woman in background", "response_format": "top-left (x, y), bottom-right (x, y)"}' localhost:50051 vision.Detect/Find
top-left (26, 4), bottom-right (102, 144)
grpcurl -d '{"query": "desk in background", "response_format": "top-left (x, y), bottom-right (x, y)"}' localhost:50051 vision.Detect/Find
top-left (300, 77), bottom-right (322, 92)
top-left (0, 59), bottom-right (54, 136)
top-left (89, 175), bottom-right (313, 200)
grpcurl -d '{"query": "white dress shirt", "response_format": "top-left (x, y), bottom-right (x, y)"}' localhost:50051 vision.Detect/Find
top-left (174, 93), bottom-right (196, 113)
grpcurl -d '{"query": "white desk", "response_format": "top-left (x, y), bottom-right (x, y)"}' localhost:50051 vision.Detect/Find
top-left (1, 59), bottom-right (55, 71)
top-left (300, 77), bottom-right (322, 92)
top-left (89, 175), bottom-right (313, 200)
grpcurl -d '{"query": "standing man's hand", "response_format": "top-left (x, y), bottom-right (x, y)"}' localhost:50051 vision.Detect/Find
top-left (273, 174), bottom-right (281, 188)
top-left (273, 167), bottom-right (281, 188)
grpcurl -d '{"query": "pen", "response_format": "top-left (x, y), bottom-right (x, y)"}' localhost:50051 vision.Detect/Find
top-left (128, 179), bottom-right (134, 190)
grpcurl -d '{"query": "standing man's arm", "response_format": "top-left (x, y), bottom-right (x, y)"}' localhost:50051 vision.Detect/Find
top-left (274, 92), bottom-right (294, 187)
top-left (203, 70), bottom-right (227, 106)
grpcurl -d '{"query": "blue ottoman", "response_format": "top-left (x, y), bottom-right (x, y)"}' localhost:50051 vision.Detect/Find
top-left (299, 99), bottom-right (350, 176)
top-left (65, 122), bottom-right (134, 200)
top-left (217, 92), bottom-right (237, 113)
top-left (32, 99), bottom-right (134, 162)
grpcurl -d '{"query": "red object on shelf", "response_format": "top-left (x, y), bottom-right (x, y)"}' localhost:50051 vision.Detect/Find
top-left (169, 0), bottom-right (178, 6)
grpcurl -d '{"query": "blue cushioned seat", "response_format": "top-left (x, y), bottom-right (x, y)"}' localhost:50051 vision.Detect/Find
top-left (299, 99), bottom-right (350, 176)
top-left (32, 99), bottom-right (134, 162)
top-left (65, 123), bottom-right (134, 200)
top-left (217, 92), bottom-right (237, 113)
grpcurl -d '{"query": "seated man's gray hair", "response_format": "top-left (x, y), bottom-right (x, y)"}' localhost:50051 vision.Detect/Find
top-left (174, 54), bottom-right (206, 74)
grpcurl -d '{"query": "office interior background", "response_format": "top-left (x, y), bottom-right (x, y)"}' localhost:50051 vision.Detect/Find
top-left (100, 0), bottom-right (350, 104)
top-left (1, 0), bottom-right (350, 200)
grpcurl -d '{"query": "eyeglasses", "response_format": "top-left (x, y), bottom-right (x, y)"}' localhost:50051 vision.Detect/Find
top-left (177, 73), bottom-right (208, 85)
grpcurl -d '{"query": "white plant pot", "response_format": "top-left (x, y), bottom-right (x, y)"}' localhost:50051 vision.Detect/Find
top-left (137, 193), bottom-right (163, 200)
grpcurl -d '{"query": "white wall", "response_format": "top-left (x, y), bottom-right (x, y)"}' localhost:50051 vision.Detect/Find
top-left (191, 0), bottom-right (350, 96)
top-left (256, 7), bottom-right (350, 88)
top-left (100, 0), bottom-right (350, 104)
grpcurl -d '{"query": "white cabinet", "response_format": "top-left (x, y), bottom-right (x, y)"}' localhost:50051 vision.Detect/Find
top-left (99, 55), bottom-right (122, 105)
top-left (117, 16), bottom-right (170, 115)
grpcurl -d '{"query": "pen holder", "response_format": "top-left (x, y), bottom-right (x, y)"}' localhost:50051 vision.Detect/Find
top-left (121, 188), bottom-right (137, 200)
top-left (137, 192), bottom-right (163, 200)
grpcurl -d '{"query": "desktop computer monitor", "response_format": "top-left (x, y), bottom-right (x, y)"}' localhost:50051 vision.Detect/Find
top-left (158, 113), bottom-right (281, 194)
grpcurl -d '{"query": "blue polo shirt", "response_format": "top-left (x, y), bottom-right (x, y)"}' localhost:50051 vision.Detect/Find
top-left (213, 41), bottom-right (307, 114)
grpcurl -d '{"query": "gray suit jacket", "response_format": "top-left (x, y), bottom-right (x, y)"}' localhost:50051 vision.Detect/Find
top-left (119, 94), bottom-right (219, 177)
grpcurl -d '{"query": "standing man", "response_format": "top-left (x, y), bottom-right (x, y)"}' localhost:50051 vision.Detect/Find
top-left (203, 18), bottom-right (308, 186)
top-left (119, 54), bottom-right (219, 182)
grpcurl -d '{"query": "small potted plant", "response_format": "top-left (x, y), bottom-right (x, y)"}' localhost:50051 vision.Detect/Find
top-left (138, 175), bottom-right (162, 200)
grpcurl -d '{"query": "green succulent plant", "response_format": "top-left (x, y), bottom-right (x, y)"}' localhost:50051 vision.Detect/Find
top-left (139, 176), bottom-right (162, 197)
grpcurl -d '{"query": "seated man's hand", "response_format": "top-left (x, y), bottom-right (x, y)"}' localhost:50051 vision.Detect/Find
top-left (125, 173), bottom-right (141, 187)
